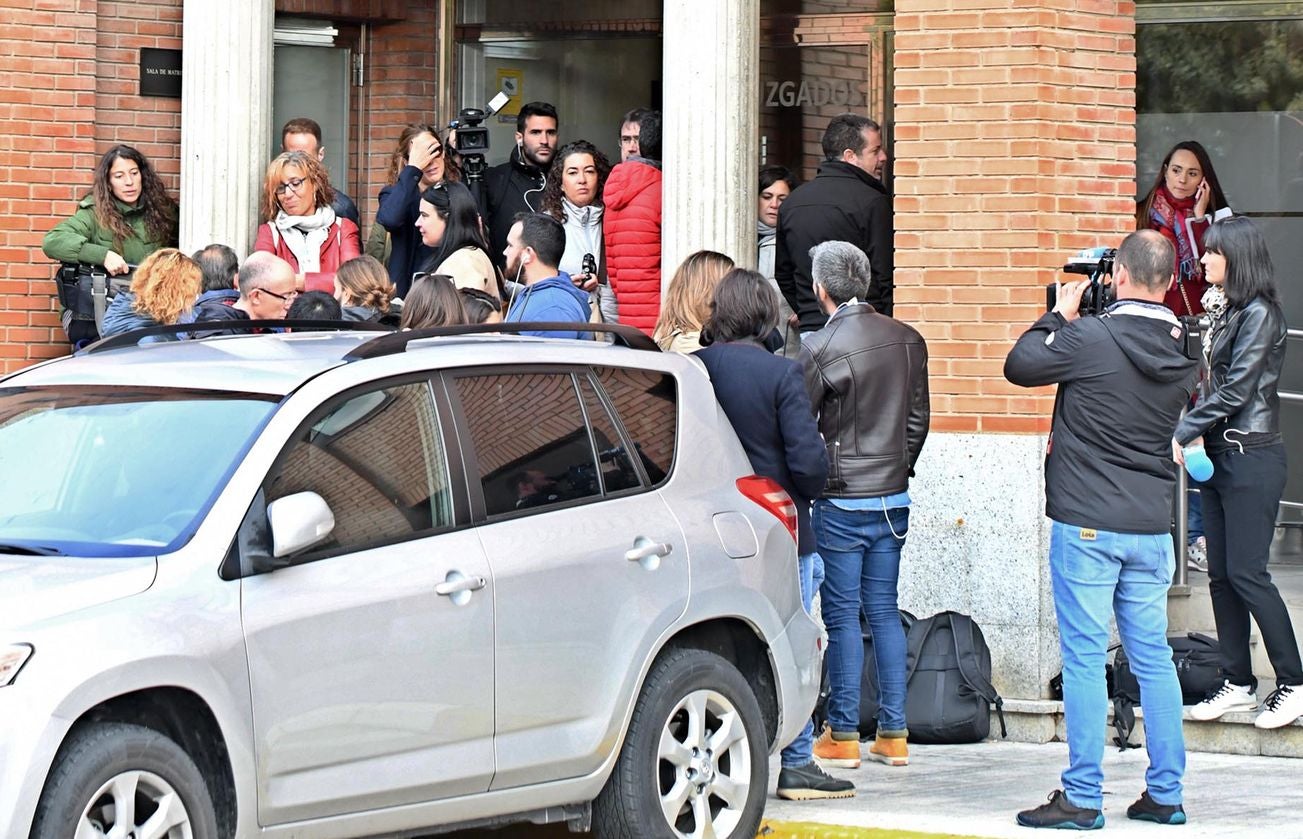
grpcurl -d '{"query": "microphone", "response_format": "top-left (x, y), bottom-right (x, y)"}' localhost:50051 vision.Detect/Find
top-left (1183, 445), bottom-right (1214, 482)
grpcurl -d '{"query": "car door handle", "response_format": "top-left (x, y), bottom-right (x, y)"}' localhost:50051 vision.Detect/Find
top-left (436, 575), bottom-right (487, 596)
top-left (626, 539), bottom-right (672, 563)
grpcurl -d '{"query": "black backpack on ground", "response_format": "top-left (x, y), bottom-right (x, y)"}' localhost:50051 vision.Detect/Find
top-left (1111, 632), bottom-right (1223, 749)
top-left (811, 609), bottom-right (915, 737)
top-left (904, 611), bottom-right (1007, 744)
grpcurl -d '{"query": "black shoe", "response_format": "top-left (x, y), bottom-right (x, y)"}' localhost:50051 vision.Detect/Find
top-left (1127, 790), bottom-right (1187, 825)
top-left (776, 761), bottom-right (855, 800)
top-left (1016, 790), bottom-right (1104, 830)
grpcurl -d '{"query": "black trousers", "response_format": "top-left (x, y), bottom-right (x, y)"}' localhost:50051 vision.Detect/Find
top-left (1202, 443), bottom-right (1302, 687)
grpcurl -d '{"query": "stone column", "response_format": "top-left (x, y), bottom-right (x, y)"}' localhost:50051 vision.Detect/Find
top-left (179, 0), bottom-right (274, 255)
top-left (661, 0), bottom-right (760, 282)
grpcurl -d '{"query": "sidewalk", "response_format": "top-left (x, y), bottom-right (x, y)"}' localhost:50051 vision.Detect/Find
top-left (764, 740), bottom-right (1302, 838)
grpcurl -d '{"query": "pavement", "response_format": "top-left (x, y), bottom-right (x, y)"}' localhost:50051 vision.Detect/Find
top-left (763, 739), bottom-right (1303, 838)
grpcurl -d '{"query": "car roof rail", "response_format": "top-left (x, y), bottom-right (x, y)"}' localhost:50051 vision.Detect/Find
top-left (80, 320), bottom-right (394, 354)
top-left (343, 322), bottom-right (660, 362)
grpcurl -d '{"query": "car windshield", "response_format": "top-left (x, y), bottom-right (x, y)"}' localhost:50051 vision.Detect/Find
top-left (0, 385), bottom-right (279, 557)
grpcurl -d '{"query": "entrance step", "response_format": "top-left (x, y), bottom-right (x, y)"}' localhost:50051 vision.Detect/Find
top-left (996, 698), bottom-right (1303, 758)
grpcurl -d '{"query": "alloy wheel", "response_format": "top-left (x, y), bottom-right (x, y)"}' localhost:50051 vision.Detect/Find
top-left (76, 769), bottom-right (193, 839)
top-left (657, 688), bottom-right (752, 839)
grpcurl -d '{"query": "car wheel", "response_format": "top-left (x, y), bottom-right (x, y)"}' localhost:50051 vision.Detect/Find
top-left (29, 721), bottom-right (218, 839)
top-left (593, 647), bottom-right (768, 839)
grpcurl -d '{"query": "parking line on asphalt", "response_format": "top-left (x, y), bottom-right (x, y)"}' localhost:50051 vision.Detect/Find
top-left (758, 820), bottom-right (989, 839)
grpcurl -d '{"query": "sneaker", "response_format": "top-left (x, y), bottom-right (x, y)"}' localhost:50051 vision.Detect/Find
top-left (1254, 684), bottom-right (1303, 730)
top-left (1127, 790), bottom-right (1186, 825)
top-left (867, 732), bottom-right (909, 766)
top-left (812, 726), bottom-right (861, 768)
top-left (1190, 680), bottom-right (1257, 721)
top-left (775, 760), bottom-right (856, 800)
top-left (1016, 790), bottom-right (1104, 830)
top-left (1186, 536), bottom-right (1208, 573)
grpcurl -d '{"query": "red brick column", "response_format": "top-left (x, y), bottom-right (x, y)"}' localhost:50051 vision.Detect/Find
top-left (0, 0), bottom-right (101, 369)
top-left (892, 1), bottom-right (1138, 432)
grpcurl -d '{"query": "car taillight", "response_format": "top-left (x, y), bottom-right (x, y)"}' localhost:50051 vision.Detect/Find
top-left (735, 475), bottom-right (797, 542)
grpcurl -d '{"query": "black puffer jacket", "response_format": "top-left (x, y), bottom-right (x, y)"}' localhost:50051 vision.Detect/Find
top-left (1005, 301), bottom-right (1198, 534)
top-left (775, 161), bottom-right (893, 328)
top-left (482, 146), bottom-right (547, 272)
top-left (1175, 296), bottom-right (1286, 452)
top-left (799, 305), bottom-right (929, 497)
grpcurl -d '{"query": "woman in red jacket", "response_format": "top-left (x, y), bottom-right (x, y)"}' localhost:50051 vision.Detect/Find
top-left (1136, 140), bottom-right (1229, 317)
top-left (255, 151), bottom-right (361, 293)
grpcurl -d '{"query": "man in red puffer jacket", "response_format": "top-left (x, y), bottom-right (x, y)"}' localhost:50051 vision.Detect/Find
top-left (603, 110), bottom-right (662, 335)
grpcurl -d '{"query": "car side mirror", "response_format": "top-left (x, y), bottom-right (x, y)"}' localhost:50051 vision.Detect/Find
top-left (266, 491), bottom-right (335, 559)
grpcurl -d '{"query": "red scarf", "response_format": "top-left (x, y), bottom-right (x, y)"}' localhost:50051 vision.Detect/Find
top-left (1148, 185), bottom-right (1202, 282)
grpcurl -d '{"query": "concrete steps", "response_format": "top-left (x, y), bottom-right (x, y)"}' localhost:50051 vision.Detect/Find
top-left (995, 698), bottom-right (1303, 758)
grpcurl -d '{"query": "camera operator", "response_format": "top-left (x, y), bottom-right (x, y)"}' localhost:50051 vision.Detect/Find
top-left (1004, 229), bottom-right (1197, 830)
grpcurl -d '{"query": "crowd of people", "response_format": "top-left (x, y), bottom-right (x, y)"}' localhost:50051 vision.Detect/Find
top-left (37, 110), bottom-right (1302, 822)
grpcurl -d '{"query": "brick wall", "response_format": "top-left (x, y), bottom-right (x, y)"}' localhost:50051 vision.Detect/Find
top-left (892, 0), bottom-right (1137, 433)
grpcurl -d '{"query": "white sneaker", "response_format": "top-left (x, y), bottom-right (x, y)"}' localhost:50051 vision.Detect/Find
top-left (1186, 536), bottom-right (1208, 573)
top-left (1255, 685), bottom-right (1303, 729)
top-left (1190, 680), bottom-right (1258, 721)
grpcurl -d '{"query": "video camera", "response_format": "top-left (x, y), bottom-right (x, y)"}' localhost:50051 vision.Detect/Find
top-left (448, 91), bottom-right (510, 185)
top-left (1045, 246), bottom-right (1118, 316)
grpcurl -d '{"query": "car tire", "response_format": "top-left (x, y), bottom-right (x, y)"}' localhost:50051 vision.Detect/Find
top-left (593, 647), bottom-right (768, 839)
top-left (29, 721), bottom-right (219, 839)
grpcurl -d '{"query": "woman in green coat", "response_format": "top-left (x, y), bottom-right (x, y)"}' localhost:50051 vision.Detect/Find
top-left (43, 145), bottom-right (179, 275)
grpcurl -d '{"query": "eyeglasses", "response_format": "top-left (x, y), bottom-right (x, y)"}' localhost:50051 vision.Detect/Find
top-left (274, 177), bottom-right (307, 196)
top-left (256, 287), bottom-right (299, 302)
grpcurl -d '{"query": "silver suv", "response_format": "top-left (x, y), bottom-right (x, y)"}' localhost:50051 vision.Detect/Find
top-left (0, 328), bottom-right (821, 839)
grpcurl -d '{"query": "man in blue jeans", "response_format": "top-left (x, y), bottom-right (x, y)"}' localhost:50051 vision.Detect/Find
top-left (1004, 229), bottom-right (1197, 829)
top-left (799, 241), bottom-right (930, 769)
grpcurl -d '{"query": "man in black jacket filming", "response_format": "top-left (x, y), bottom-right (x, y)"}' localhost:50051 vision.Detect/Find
top-left (776, 113), bottom-right (893, 328)
top-left (1005, 229), bottom-right (1196, 830)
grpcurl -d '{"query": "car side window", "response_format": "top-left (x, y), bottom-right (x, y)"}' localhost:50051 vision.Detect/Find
top-left (577, 374), bottom-right (643, 493)
top-left (265, 381), bottom-right (452, 555)
top-left (454, 371), bottom-right (603, 517)
top-left (594, 366), bottom-right (678, 486)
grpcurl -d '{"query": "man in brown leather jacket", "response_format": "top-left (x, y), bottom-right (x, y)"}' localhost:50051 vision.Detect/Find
top-left (799, 240), bottom-right (929, 771)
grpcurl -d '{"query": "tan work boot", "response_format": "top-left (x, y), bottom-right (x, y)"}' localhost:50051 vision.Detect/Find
top-left (813, 726), bottom-right (861, 768)
top-left (867, 731), bottom-right (909, 766)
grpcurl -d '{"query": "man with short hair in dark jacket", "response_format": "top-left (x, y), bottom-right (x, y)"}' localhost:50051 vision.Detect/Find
top-left (482, 101), bottom-right (558, 272)
top-left (798, 240), bottom-right (928, 773)
top-left (776, 113), bottom-right (893, 329)
top-left (1005, 229), bottom-right (1195, 830)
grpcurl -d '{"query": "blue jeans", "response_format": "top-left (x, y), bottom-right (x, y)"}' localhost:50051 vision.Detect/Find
top-left (1049, 520), bottom-right (1185, 809)
top-left (815, 500), bottom-right (909, 735)
top-left (781, 551), bottom-right (821, 768)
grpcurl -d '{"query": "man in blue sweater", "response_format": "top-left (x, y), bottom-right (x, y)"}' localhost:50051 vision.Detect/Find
top-left (503, 213), bottom-right (591, 339)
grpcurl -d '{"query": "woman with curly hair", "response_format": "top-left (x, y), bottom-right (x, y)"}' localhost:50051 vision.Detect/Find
top-left (334, 255), bottom-right (397, 324)
top-left (652, 250), bottom-right (735, 352)
top-left (540, 140), bottom-right (614, 323)
top-left (254, 151), bottom-right (361, 294)
top-left (43, 144), bottom-right (178, 276)
top-left (372, 124), bottom-right (461, 295)
top-left (100, 248), bottom-right (201, 343)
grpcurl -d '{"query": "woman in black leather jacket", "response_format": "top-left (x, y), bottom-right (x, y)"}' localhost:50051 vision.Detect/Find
top-left (1174, 217), bottom-right (1302, 729)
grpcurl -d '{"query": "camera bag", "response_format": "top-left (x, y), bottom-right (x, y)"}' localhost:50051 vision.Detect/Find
top-left (1110, 632), bottom-right (1223, 749)
top-left (55, 262), bottom-right (132, 342)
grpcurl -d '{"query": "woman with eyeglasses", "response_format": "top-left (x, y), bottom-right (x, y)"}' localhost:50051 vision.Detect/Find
top-left (413, 180), bottom-right (500, 300)
top-left (254, 151), bottom-right (361, 293)
top-left (373, 124), bottom-right (461, 296)
top-left (43, 145), bottom-right (178, 343)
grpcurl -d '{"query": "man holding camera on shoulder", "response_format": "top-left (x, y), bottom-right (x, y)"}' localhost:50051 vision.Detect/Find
top-left (1004, 229), bottom-right (1197, 830)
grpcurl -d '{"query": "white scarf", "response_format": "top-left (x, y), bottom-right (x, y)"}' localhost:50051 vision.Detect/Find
top-left (274, 206), bottom-right (336, 274)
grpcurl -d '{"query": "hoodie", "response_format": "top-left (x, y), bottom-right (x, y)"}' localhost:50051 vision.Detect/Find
top-left (602, 158), bottom-right (663, 335)
top-left (558, 197), bottom-right (603, 279)
top-left (504, 272), bottom-right (591, 339)
top-left (1004, 300), bottom-right (1198, 534)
